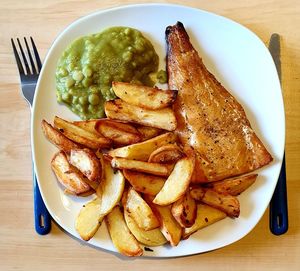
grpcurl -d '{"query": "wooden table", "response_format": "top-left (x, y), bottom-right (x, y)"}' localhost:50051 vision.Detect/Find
top-left (1, 0), bottom-right (299, 270)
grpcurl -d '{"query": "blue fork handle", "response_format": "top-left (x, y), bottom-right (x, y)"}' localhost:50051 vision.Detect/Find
top-left (33, 170), bottom-right (51, 235)
top-left (269, 154), bottom-right (288, 235)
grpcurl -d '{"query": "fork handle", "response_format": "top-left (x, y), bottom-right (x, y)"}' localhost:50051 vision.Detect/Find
top-left (33, 170), bottom-right (51, 235)
top-left (269, 154), bottom-right (288, 235)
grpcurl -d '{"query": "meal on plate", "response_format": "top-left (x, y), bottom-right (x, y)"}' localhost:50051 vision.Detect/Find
top-left (42, 22), bottom-right (272, 257)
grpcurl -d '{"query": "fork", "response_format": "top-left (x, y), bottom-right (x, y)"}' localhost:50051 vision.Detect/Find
top-left (11, 37), bottom-right (51, 235)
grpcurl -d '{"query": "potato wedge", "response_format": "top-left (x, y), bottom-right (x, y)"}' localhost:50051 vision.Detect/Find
top-left (54, 116), bottom-right (111, 149)
top-left (106, 206), bottom-right (143, 257)
top-left (41, 119), bottom-right (81, 153)
top-left (123, 170), bottom-right (165, 196)
top-left (148, 144), bottom-right (184, 163)
top-left (104, 99), bottom-right (177, 131)
top-left (126, 187), bottom-right (160, 231)
top-left (204, 174), bottom-right (258, 196)
top-left (182, 204), bottom-right (227, 239)
top-left (121, 186), bottom-right (129, 208)
top-left (108, 132), bottom-right (177, 161)
top-left (51, 151), bottom-right (90, 195)
top-left (72, 119), bottom-right (101, 136)
top-left (145, 196), bottom-right (182, 247)
top-left (112, 81), bottom-right (177, 110)
top-left (70, 148), bottom-right (102, 183)
top-left (75, 197), bottom-right (104, 241)
top-left (111, 157), bottom-right (173, 177)
top-left (171, 192), bottom-right (197, 227)
top-left (95, 149), bottom-right (105, 181)
top-left (136, 125), bottom-right (162, 141)
top-left (69, 164), bottom-right (100, 191)
top-left (79, 178), bottom-right (99, 191)
top-left (190, 187), bottom-right (240, 218)
top-left (75, 161), bottom-right (124, 241)
top-left (96, 160), bottom-right (125, 216)
top-left (96, 119), bottom-right (139, 134)
top-left (153, 157), bottom-right (194, 205)
top-left (124, 207), bottom-right (167, 246)
top-left (95, 119), bottom-right (141, 146)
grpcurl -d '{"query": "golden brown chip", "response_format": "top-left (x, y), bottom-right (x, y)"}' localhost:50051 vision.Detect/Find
top-left (204, 174), bottom-right (258, 196)
top-left (182, 204), bottom-right (227, 239)
top-left (112, 81), bottom-right (177, 110)
top-left (54, 116), bottom-right (111, 149)
top-left (51, 151), bottom-right (90, 195)
top-left (145, 196), bottom-right (182, 247)
top-left (104, 99), bottom-right (177, 131)
top-left (126, 187), bottom-right (160, 231)
top-left (153, 157), bottom-right (194, 205)
top-left (123, 170), bottom-right (165, 196)
top-left (75, 197), bottom-right (104, 241)
top-left (124, 206), bottom-right (167, 246)
top-left (136, 125), bottom-right (162, 141)
top-left (72, 119), bottom-right (102, 136)
top-left (148, 144), bottom-right (184, 163)
top-left (106, 206), bottom-right (143, 257)
top-left (171, 192), bottom-right (197, 227)
top-left (190, 187), bottom-right (240, 218)
top-left (111, 157), bottom-right (174, 177)
top-left (108, 132), bottom-right (177, 161)
top-left (96, 160), bottom-right (125, 216)
top-left (70, 148), bottom-right (102, 183)
top-left (95, 119), bottom-right (141, 146)
top-left (41, 119), bottom-right (81, 154)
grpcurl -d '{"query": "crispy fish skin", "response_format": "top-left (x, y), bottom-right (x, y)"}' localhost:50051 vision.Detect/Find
top-left (166, 22), bottom-right (273, 182)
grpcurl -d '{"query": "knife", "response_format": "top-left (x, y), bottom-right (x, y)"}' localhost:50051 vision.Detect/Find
top-left (268, 33), bottom-right (288, 235)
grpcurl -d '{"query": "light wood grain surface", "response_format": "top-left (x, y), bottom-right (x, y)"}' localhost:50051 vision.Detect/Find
top-left (1, 0), bottom-right (299, 270)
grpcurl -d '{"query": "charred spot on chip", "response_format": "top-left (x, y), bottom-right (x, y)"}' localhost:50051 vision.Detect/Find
top-left (183, 210), bottom-right (188, 217)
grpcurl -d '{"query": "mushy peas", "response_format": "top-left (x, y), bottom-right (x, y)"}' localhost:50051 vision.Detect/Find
top-left (56, 27), bottom-right (159, 119)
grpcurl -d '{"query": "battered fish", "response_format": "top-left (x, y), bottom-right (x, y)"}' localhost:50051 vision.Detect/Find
top-left (166, 22), bottom-right (273, 182)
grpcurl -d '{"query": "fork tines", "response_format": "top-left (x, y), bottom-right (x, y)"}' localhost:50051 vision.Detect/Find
top-left (11, 37), bottom-right (42, 76)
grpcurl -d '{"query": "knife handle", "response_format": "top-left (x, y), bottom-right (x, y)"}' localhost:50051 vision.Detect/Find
top-left (269, 154), bottom-right (288, 235)
top-left (33, 171), bottom-right (51, 235)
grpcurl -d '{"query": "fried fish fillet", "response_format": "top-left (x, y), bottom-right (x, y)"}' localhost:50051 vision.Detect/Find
top-left (166, 22), bottom-right (272, 182)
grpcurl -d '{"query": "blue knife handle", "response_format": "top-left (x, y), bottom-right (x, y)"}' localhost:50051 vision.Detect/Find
top-left (269, 154), bottom-right (288, 235)
top-left (33, 170), bottom-right (51, 235)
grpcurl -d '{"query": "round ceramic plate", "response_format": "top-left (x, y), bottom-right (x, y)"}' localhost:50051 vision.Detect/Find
top-left (32, 3), bottom-right (285, 257)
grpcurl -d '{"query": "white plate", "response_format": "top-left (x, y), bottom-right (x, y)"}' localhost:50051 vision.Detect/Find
top-left (32, 3), bottom-right (285, 257)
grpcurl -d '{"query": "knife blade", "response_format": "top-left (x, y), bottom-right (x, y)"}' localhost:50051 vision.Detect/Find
top-left (268, 33), bottom-right (288, 235)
